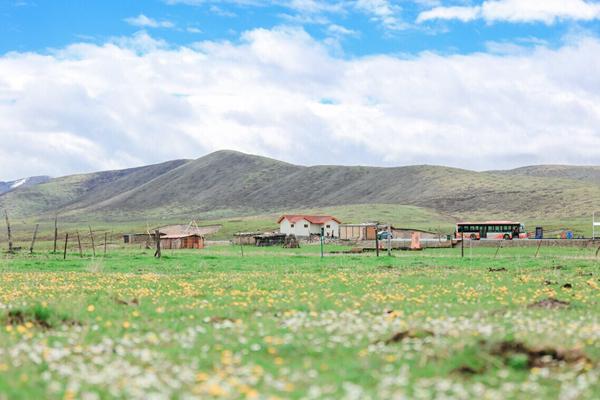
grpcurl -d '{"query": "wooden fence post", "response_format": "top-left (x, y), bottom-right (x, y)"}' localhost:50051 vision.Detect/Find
top-left (53, 216), bottom-right (58, 253)
top-left (76, 230), bottom-right (83, 258)
top-left (154, 230), bottom-right (161, 258)
top-left (535, 240), bottom-right (543, 258)
top-left (4, 210), bottom-right (13, 254)
top-left (494, 241), bottom-right (503, 259)
top-left (29, 224), bottom-right (39, 254)
top-left (375, 225), bottom-right (379, 257)
top-left (238, 234), bottom-right (244, 257)
top-left (89, 226), bottom-right (96, 257)
top-left (387, 224), bottom-right (392, 256)
top-left (63, 233), bottom-right (69, 260)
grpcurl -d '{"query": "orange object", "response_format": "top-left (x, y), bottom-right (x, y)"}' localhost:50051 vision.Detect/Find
top-left (411, 232), bottom-right (421, 250)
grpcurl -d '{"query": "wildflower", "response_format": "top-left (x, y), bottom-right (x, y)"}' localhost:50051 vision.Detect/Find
top-left (87, 304), bottom-right (95, 312)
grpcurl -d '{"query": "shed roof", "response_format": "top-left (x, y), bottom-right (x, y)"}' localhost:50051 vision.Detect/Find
top-left (161, 233), bottom-right (204, 239)
top-left (278, 215), bottom-right (341, 224)
top-left (154, 223), bottom-right (221, 236)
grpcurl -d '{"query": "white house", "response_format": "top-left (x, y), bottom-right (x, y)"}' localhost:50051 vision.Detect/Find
top-left (277, 215), bottom-right (341, 238)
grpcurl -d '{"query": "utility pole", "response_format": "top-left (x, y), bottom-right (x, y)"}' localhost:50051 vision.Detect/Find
top-left (4, 210), bottom-right (13, 254)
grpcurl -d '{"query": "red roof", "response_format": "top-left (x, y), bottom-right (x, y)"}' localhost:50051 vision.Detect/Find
top-left (277, 215), bottom-right (341, 224)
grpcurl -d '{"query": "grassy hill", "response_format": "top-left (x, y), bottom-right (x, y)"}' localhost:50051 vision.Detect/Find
top-left (1, 150), bottom-right (599, 238)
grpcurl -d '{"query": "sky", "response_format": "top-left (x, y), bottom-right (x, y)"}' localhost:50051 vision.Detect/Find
top-left (1, 0), bottom-right (600, 180)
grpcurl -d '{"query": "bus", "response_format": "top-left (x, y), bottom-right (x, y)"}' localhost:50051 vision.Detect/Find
top-left (456, 221), bottom-right (527, 240)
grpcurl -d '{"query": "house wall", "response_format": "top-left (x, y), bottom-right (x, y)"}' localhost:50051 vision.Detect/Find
top-left (322, 220), bottom-right (339, 237)
top-left (280, 218), bottom-right (339, 237)
top-left (280, 218), bottom-right (312, 237)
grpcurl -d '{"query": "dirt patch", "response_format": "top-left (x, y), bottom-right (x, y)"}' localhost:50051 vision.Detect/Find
top-left (562, 283), bottom-right (573, 289)
top-left (491, 340), bottom-right (590, 368)
top-left (384, 329), bottom-right (434, 344)
top-left (453, 365), bottom-right (485, 375)
top-left (528, 298), bottom-right (570, 309)
top-left (7, 309), bottom-right (51, 329)
top-left (114, 297), bottom-right (139, 306)
top-left (207, 316), bottom-right (237, 324)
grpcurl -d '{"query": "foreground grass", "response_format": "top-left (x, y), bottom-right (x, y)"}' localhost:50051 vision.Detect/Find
top-left (0, 245), bottom-right (598, 399)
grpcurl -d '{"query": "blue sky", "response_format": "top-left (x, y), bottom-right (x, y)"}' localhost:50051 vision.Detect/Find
top-left (1, 1), bottom-right (600, 180)
top-left (3, 1), bottom-right (597, 56)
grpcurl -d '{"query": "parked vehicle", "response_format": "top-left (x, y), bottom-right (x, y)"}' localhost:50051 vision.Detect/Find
top-left (377, 231), bottom-right (393, 240)
top-left (456, 221), bottom-right (527, 240)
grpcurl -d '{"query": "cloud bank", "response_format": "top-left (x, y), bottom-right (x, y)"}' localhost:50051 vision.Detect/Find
top-left (418, 0), bottom-right (600, 24)
top-left (1, 28), bottom-right (600, 180)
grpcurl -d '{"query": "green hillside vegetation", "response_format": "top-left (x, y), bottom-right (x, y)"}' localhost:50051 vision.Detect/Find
top-left (1, 151), bottom-right (599, 238)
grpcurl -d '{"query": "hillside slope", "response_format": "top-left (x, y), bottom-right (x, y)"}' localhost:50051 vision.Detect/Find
top-left (0, 176), bottom-right (51, 195)
top-left (1, 151), bottom-right (599, 221)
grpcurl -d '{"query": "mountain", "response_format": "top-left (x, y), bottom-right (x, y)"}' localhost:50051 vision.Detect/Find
top-left (492, 165), bottom-right (600, 185)
top-left (0, 176), bottom-right (51, 195)
top-left (1, 151), bottom-right (599, 221)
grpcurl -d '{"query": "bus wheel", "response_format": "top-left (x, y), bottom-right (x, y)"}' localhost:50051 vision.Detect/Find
top-left (470, 234), bottom-right (477, 240)
top-left (503, 234), bottom-right (511, 240)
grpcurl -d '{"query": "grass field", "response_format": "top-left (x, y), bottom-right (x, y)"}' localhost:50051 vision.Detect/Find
top-left (0, 244), bottom-right (599, 399)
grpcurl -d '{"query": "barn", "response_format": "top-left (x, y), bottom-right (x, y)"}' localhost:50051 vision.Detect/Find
top-left (160, 233), bottom-right (204, 249)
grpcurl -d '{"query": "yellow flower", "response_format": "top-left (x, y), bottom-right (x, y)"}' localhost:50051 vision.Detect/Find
top-left (87, 304), bottom-right (95, 312)
top-left (122, 321), bottom-right (130, 329)
top-left (195, 372), bottom-right (208, 382)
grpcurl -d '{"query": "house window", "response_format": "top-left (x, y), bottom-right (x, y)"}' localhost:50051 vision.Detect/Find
top-left (304, 224), bottom-right (309, 228)
top-left (291, 224), bottom-right (295, 228)
top-left (326, 225), bottom-right (331, 228)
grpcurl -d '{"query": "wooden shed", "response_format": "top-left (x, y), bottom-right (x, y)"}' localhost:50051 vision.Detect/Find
top-left (339, 224), bottom-right (377, 240)
top-left (160, 234), bottom-right (204, 249)
top-left (233, 232), bottom-right (262, 245)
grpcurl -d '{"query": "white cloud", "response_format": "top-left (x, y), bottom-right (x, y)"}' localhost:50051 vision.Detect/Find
top-left (418, 0), bottom-right (600, 24)
top-left (125, 14), bottom-right (175, 28)
top-left (354, 0), bottom-right (406, 30)
top-left (1, 28), bottom-right (600, 180)
top-left (327, 24), bottom-right (359, 37)
top-left (417, 6), bottom-right (480, 23)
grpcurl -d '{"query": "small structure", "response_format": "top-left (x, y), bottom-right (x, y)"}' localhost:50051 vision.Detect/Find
top-left (278, 215), bottom-right (341, 238)
top-left (232, 232), bottom-right (262, 245)
top-left (339, 224), bottom-right (377, 240)
top-left (160, 234), bottom-right (204, 249)
top-left (255, 233), bottom-right (287, 247)
top-left (123, 233), bottom-right (158, 245)
top-left (283, 234), bottom-right (300, 248)
top-left (156, 223), bottom-right (221, 237)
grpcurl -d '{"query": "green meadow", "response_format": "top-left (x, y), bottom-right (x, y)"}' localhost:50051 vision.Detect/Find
top-left (0, 244), bottom-right (599, 399)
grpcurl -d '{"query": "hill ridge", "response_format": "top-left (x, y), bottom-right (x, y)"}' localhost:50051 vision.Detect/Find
top-left (1, 151), bottom-right (599, 221)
